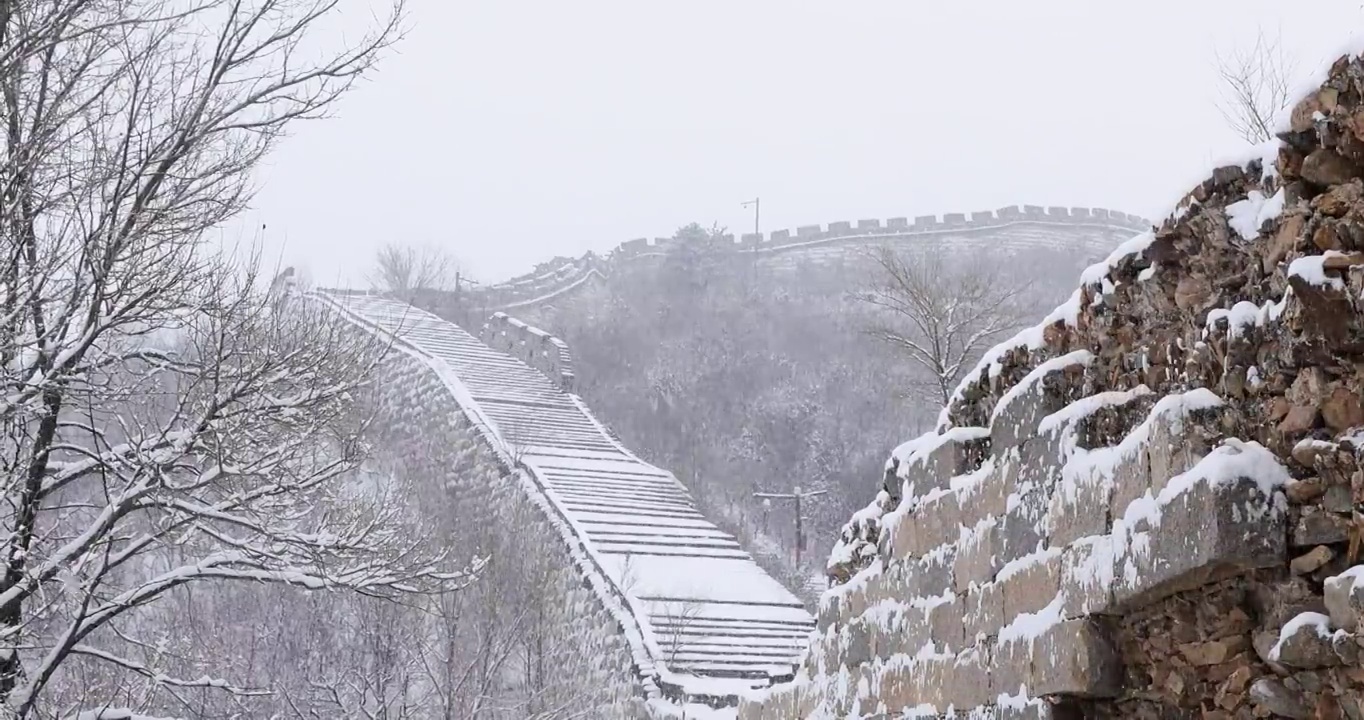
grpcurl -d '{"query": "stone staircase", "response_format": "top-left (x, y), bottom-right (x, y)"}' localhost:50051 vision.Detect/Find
top-left (314, 291), bottom-right (815, 707)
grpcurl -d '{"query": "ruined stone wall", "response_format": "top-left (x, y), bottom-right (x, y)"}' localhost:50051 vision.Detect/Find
top-left (740, 50), bottom-right (1364, 720)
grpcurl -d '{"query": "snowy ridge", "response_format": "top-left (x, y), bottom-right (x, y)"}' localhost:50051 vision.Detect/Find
top-left (311, 291), bottom-right (814, 711)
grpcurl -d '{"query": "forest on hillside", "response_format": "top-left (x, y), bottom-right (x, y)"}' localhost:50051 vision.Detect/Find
top-left (522, 224), bottom-right (1102, 598)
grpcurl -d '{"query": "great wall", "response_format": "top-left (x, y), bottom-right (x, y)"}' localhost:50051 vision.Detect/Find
top-left (464, 205), bottom-right (1150, 314)
top-left (311, 290), bottom-right (816, 718)
top-left (737, 48), bottom-right (1364, 719)
top-left (303, 49), bottom-right (1364, 719)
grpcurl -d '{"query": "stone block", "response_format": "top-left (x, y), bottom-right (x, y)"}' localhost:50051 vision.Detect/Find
top-left (1146, 402), bottom-right (1224, 496)
top-left (1293, 506), bottom-right (1351, 546)
top-left (1048, 469), bottom-right (1111, 547)
top-left (905, 429), bottom-right (991, 498)
top-left (797, 224), bottom-right (821, 237)
top-left (955, 518), bottom-right (1001, 592)
top-left (1107, 443), bottom-right (1152, 527)
top-left (964, 581), bottom-right (1004, 642)
top-left (843, 619), bottom-right (872, 667)
top-left (966, 452), bottom-right (1012, 521)
top-left (1031, 617), bottom-right (1122, 698)
top-left (880, 557), bottom-right (919, 599)
top-left (944, 212), bottom-right (967, 225)
top-left (827, 220), bottom-right (852, 234)
top-left (997, 491), bottom-right (1048, 569)
top-left (887, 217), bottom-right (909, 230)
top-left (920, 490), bottom-right (963, 553)
top-left (993, 368), bottom-right (1083, 452)
top-left (1112, 475), bottom-right (1286, 610)
top-left (1324, 569), bottom-right (1364, 632)
top-left (949, 645), bottom-right (993, 708)
top-left (912, 655), bottom-right (954, 712)
top-left (1059, 536), bottom-right (1117, 618)
top-left (869, 602), bottom-right (929, 659)
top-left (1001, 551), bottom-right (1062, 621)
top-left (928, 595), bottom-right (966, 652)
top-left (917, 547), bottom-right (957, 597)
top-left (1016, 427), bottom-right (1065, 496)
top-left (875, 661), bottom-right (923, 714)
top-left (857, 218), bottom-right (882, 230)
top-left (993, 635), bottom-right (1034, 699)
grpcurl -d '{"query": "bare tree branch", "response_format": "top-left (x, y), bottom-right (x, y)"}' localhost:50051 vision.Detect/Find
top-left (856, 244), bottom-right (1035, 407)
top-left (368, 242), bottom-right (460, 297)
top-left (1214, 29), bottom-right (1296, 144)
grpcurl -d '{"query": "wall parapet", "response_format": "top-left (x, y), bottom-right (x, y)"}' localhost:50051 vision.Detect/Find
top-left (480, 312), bottom-right (575, 392)
top-left (459, 205), bottom-right (1151, 312)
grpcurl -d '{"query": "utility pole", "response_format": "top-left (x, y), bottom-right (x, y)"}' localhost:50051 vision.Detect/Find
top-left (454, 271), bottom-right (480, 327)
top-left (753, 485), bottom-right (828, 568)
top-left (741, 197), bottom-right (760, 285)
top-left (741, 197), bottom-right (760, 237)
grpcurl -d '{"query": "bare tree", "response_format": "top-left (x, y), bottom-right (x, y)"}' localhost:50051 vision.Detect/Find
top-left (370, 243), bottom-right (461, 296)
top-left (856, 244), bottom-right (1034, 407)
top-left (659, 599), bottom-right (705, 665)
top-left (1214, 30), bottom-right (1297, 144)
top-left (0, 1), bottom-right (500, 716)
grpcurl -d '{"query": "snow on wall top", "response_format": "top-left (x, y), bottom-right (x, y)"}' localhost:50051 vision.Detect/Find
top-left (312, 290), bottom-right (814, 708)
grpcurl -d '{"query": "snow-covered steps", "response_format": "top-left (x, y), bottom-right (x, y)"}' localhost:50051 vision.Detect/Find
top-left (313, 290), bottom-right (815, 706)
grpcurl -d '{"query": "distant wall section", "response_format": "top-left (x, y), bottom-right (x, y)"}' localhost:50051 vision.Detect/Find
top-left (463, 206), bottom-right (1150, 312)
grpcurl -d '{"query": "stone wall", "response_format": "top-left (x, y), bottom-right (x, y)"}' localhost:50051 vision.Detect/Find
top-left (480, 311), bottom-right (576, 391)
top-left (740, 50), bottom-right (1364, 719)
top-left (465, 206), bottom-right (1150, 312)
top-left (322, 303), bottom-right (652, 718)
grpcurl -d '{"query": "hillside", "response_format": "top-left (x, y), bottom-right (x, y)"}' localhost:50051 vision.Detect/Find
top-left (422, 208), bottom-right (1150, 600)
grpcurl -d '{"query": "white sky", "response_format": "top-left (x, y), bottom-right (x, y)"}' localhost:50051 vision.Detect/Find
top-left (234, 0), bottom-right (1364, 285)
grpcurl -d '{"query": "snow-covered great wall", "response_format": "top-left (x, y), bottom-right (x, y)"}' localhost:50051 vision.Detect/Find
top-left (310, 291), bottom-right (815, 718)
top-left (462, 206), bottom-right (1150, 314)
top-left (739, 49), bottom-right (1364, 718)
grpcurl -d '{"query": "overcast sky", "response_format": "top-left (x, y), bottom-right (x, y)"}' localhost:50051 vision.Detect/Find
top-left (234, 0), bottom-right (1363, 285)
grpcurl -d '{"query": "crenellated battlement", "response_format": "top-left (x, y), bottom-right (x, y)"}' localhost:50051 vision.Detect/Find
top-left (480, 312), bottom-right (575, 392)
top-left (465, 205), bottom-right (1150, 312)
